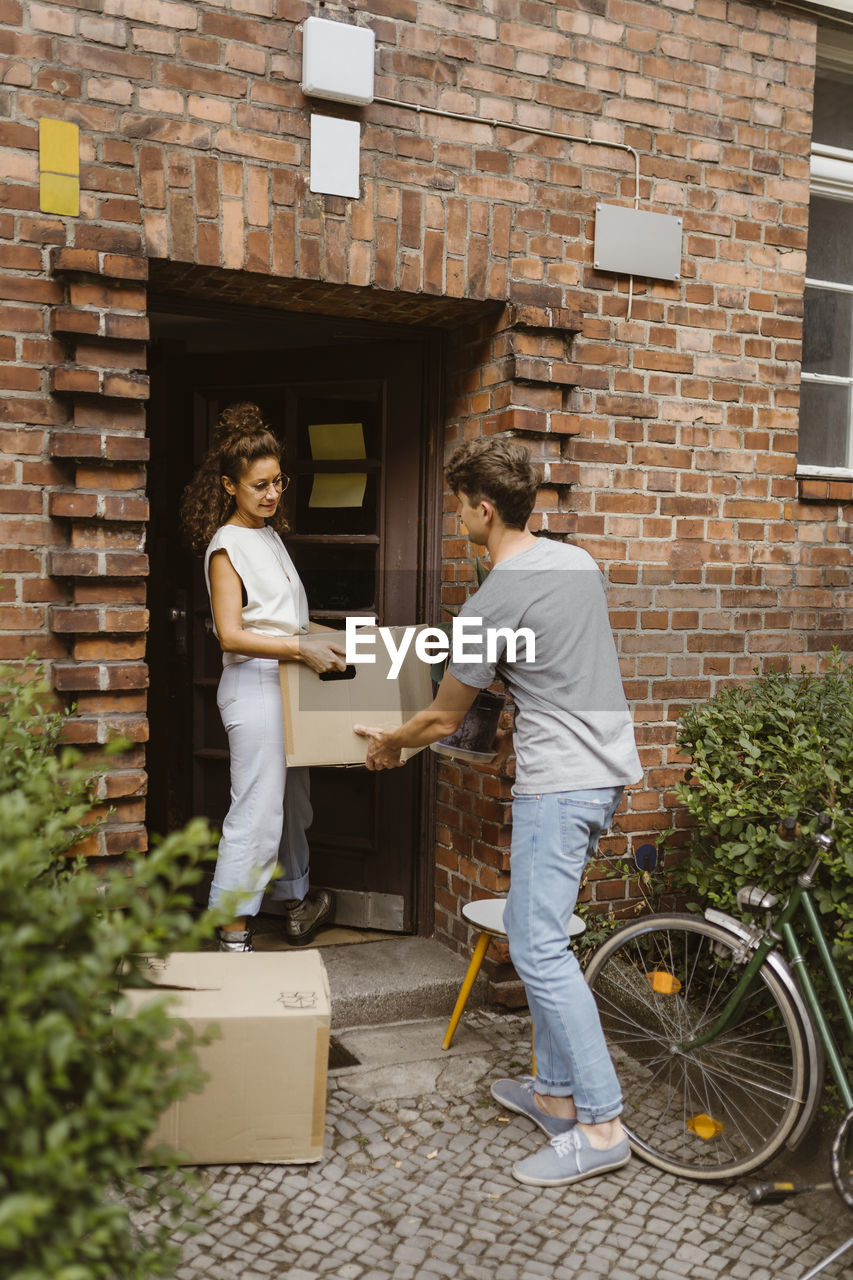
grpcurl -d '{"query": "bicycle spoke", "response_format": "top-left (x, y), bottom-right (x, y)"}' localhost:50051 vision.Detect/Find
top-left (690, 1056), bottom-right (790, 1143)
top-left (691, 1047), bottom-right (799, 1098)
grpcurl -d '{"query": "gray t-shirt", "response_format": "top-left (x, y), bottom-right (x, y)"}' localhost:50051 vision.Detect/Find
top-left (447, 538), bottom-right (643, 794)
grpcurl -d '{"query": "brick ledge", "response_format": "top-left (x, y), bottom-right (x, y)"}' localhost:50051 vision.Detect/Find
top-left (798, 475), bottom-right (853, 503)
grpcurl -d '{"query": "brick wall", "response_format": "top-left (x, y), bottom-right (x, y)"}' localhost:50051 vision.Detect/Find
top-left (1, 0), bottom-right (849, 969)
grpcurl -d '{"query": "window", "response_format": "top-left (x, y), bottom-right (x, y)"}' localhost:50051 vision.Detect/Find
top-left (799, 37), bottom-right (853, 473)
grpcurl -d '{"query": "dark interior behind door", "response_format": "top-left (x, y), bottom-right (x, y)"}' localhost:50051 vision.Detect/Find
top-left (147, 310), bottom-right (443, 933)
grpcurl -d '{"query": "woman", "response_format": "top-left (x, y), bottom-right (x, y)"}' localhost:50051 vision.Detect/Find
top-left (180, 402), bottom-right (346, 951)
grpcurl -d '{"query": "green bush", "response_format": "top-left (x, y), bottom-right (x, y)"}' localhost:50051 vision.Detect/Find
top-left (672, 655), bottom-right (853, 983)
top-left (0, 665), bottom-right (222, 1280)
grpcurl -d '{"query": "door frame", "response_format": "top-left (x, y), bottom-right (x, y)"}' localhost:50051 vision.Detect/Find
top-left (145, 292), bottom-right (447, 937)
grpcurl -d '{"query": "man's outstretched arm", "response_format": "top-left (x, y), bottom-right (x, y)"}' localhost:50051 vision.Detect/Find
top-left (354, 671), bottom-right (479, 771)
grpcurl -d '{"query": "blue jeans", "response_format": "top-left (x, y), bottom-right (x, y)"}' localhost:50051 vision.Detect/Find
top-left (504, 787), bottom-right (624, 1125)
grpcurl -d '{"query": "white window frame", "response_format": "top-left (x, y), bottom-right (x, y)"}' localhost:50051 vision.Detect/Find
top-left (797, 68), bottom-right (853, 480)
top-left (799, 2), bottom-right (853, 16)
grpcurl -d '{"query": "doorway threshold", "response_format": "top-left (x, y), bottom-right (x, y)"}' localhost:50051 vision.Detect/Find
top-left (251, 914), bottom-right (397, 951)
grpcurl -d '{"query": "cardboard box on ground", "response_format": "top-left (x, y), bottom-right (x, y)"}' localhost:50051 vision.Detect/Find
top-left (280, 625), bottom-right (436, 768)
top-left (125, 951), bottom-right (330, 1166)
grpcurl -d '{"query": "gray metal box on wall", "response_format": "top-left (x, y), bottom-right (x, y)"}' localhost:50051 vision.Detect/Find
top-left (594, 204), bottom-right (683, 281)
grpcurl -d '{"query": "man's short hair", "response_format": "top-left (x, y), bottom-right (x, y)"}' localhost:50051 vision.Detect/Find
top-left (445, 437), bottom-right (541, 529)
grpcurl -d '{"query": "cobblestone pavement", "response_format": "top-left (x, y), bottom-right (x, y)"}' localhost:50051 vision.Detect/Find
top-left (143, 1010), bottom-right (852, 1280)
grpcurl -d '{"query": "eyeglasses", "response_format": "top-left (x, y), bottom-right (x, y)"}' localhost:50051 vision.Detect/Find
top-left (242, 474), bottom-right (290, 495)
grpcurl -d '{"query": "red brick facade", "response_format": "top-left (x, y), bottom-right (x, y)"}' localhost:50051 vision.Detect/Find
top-left (1, 0), bottom-right (850, 971)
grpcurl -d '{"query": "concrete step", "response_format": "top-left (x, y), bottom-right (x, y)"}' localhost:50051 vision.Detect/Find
top-left (328, 1017), bottom-right (498, 1102)
top-left (321, 936), bottom-right (488, 1030)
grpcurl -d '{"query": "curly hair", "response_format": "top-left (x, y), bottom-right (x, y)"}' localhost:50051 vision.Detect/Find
top-left (445, 437), bottom-right (541, 530)
top-left (179, 402), bottom-right (290, 555)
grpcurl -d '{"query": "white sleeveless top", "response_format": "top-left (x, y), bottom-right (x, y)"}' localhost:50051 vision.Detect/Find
top-left (203, 524), bottom-right (309, 666)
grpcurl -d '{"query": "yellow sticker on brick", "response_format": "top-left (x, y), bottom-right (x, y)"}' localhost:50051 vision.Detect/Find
top-left (39, 118), bottom-right (80, 177)
top-left (39, 119), bottom-right (80, 216)
top-left (40, 172), bottom-right (80, 217)
top-left (38, 116), bottom-right (78, 176)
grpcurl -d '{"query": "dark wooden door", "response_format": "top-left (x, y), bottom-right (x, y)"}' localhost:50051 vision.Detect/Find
top-left (147, 330), bottom-right (441, 933)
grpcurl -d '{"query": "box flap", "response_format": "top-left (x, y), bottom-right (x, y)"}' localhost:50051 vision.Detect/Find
top-left (129, 950), bottom-right (330, 1021)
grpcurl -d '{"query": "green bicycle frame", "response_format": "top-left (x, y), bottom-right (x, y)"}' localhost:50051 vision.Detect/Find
top-left (684, 867), bottom-right (853, 1110)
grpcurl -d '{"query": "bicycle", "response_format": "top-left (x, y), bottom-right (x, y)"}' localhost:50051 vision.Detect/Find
top-left (584, 813), bottom-right (852, 1206)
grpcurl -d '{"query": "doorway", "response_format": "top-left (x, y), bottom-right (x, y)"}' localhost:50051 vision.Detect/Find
top-left (146, 299), bottom-right (445, 934)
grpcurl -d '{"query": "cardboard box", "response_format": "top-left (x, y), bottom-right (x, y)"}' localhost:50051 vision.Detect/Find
top-left (280, 625), bottom-right (436, 767)
top-left (125, 950), bottom-right (330, 1165)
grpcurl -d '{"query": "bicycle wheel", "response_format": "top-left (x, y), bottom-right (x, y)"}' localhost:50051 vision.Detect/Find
top-left (585, 913), bottom-right (809, 1179)
top-left (831, 1108), bottom-right (853, 1211)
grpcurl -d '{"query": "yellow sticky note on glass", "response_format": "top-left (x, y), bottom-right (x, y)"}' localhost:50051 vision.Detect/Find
top-left (309, 473), bottom-right (367, 508)
top-left (308, 423), bottom-right (365, 460)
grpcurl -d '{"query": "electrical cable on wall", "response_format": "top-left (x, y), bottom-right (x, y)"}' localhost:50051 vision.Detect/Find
top-left (371, 95), bottom-right (642, 318)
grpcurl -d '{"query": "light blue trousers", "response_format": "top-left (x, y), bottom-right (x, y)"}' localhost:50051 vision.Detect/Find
top-left (504, 787), bottom-right (625, 1125)
top-left (210, 657), bottom-right (311, 919)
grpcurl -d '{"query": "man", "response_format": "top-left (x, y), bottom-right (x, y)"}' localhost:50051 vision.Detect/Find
top-left (355, 436), bottom-right (642, 1186)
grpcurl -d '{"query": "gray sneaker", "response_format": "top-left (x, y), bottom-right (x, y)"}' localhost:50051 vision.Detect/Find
top-left (512, 1126), bottom-right (631, 1187)
top-left (217, 928), bottom-right (254, 953)
top-left (490, 1077), bottom-right (577, 1137)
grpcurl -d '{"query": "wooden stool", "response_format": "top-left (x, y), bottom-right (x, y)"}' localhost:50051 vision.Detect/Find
top-left (442, 897), bottom-right (586, 1050)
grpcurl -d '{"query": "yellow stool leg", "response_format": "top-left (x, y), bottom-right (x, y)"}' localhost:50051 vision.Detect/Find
top-left (442, 930), bottom-right (492, 1050)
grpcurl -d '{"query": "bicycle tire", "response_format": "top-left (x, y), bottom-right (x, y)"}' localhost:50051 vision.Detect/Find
top-left (831, 1108), bottom-right (853, 1211)
top-left (585, 913), bottom-right (809, 1180)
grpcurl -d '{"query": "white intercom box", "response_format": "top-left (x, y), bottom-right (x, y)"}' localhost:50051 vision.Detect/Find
top-left (301, 16), bottom-right (375, 106)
